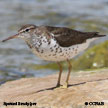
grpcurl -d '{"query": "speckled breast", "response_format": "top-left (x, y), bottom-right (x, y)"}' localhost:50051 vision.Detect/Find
top-left (28, 36), bottom-right (93, 62)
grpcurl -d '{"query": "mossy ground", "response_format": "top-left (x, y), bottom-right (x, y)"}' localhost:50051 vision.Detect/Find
top-left (72, 40), bottom-right (108, 70)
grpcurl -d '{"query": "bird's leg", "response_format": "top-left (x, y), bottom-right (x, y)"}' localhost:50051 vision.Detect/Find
top-left (56, 62), bottom-right (63, 87)
top-left (61, 59), bottom-right (72, 88)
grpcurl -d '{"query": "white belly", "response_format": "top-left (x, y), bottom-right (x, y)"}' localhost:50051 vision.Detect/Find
top-left (31, 38), bottom-right (96, 62)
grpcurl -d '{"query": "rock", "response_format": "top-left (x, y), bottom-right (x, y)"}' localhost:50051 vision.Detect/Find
top-left (0, 69), bottom-right (108, 108)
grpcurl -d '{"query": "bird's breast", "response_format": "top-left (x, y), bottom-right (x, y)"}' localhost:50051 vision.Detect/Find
top-left (28, 37), bottom-right (94, 61)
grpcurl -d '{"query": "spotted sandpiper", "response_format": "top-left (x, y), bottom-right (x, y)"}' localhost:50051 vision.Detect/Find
top-left (2, 24), bottom-right (106, 88)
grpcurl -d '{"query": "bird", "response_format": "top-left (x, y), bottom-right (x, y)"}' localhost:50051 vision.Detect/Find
top-left (2, 24), bottom-right (106, 88)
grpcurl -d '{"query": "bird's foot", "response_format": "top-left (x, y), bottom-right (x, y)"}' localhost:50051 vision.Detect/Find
top-left (54, 82), bottom-right (68, 90)
top-left (60, 82), bottom-right (68, 89)
top-left (56, 83), bottom-right (61, 88)
top-left (53, 83), bottom-right (61, 90)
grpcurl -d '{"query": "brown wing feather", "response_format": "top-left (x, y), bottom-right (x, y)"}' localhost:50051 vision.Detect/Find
top-left (43, 26), bottom-right (105, 47)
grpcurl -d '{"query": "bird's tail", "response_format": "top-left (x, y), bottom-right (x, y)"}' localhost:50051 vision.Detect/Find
top-left (89, 32), bottom-right (106, 38)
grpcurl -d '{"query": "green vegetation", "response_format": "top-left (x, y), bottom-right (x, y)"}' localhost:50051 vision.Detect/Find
top-left (72, 40), bottom-right (108, 70)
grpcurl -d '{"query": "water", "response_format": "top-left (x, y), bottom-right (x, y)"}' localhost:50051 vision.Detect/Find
top-left (0, 0), bottom-right (108, 84)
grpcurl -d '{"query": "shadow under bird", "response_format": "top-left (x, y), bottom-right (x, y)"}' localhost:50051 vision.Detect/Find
top-left (2, 24), bottom-right (106, 88)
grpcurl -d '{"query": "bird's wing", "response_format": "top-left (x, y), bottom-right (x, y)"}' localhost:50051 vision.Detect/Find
top-left (38, 26), bottom-right (105, 47)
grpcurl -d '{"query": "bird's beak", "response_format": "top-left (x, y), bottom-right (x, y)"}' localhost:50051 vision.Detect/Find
top-left (2, 34), bottom-right (19, 42)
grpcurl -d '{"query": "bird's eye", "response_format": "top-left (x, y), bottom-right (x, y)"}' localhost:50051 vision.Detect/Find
top-left (25, 29), bottom-right (30, 32)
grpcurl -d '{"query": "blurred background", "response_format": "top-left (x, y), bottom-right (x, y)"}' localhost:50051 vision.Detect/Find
top-left (0, 0), bottom-right (108, 84)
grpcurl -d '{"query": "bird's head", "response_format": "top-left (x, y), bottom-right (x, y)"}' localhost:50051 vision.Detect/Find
top-left (2, 24), bottom-right (36, 42)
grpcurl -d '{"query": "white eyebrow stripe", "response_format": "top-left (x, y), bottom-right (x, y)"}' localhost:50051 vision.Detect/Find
top-left (19, 26), bottom-right (35, 33)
